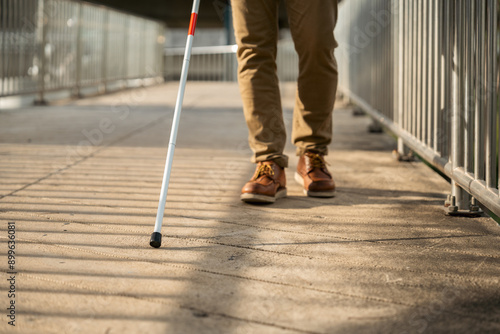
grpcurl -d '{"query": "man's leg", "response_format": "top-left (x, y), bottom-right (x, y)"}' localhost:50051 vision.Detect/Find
top-left (231, 0), bottom-right (288, 168)
top-left (286, 0), bottom-right (338, 156)
top-left (286, 0), bottom-right (338, 197)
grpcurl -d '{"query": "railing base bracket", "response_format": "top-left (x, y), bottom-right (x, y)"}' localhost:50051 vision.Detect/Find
top-left (368, 120), bottom-right (384, 133)
top-left (392, 149), bottom-right (415, 162)
top-left (352, 107), bottom-right (365, 117)
top-left (34, 99), bottom-right (49, 106)
top-left (444, 195), bottom-right (483, 217)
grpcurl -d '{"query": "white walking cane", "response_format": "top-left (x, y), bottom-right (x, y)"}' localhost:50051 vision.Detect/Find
top-left (150, 0), bottom-right (201, 248)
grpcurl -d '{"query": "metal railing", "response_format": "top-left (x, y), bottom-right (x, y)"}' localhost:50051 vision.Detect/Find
top-left (164, 44), bottom-right (238, 81)
top-left (336, 0), bottom-right (500, 217)
top-left (163, 39), bottom-right (298, 82)
top-left (0, 0), bottom-right (165, 101)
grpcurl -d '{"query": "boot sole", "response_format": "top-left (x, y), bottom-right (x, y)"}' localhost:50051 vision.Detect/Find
top-left (294, 172), bottom-right (335, 198)
top-left (240, 188), bottom-right (287, 203)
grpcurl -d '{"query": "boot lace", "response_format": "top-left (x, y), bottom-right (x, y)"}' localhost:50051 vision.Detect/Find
top-left (307, 153), bottom-right (330, 169)
top-left (253, 163), bottom-right (275, 179)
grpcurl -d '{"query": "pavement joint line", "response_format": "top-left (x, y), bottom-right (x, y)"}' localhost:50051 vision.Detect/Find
top-left (6, 209), bottom-right (500, 262)
top-left (0, 236), bottom-right (418, 307)
top-left (12, 210), bottom-right (500, 261)
top-left (0, 150), bottom-right (102, 201)
top-left (7, 212), bottom-right (500, 287)
top-left (211, 218), bottom-right (500, 260)
top-left (1, 237), bottom-right (498, 324)
top-left (7, 194), bottom-right (237, 205)
top-left (4, 195), bottom-right (488, 236)
top-left (9, 233), bottom-right (500, 288)
top-left (9, 272), bottom-right (321, 334)
top-left (18, 182), bottom-right (230, 190)
top-left (0, 108), bottom-right (178, 201)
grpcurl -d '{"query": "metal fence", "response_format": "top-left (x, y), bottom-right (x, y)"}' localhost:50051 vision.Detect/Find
top-left (0, 0), bottom-right (164, 101)
top-left (336, 0), bottom-right (500, 217)
top-left (163, 39), bottom-right (299, 82)
top-left (164, 45), bottom-right (238, 82)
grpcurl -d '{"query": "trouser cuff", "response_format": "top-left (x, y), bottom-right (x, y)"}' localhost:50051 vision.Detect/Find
top-left (253, 154), bottom-right (288, 168)
top-left (296, 146), bottom-right (328, 156)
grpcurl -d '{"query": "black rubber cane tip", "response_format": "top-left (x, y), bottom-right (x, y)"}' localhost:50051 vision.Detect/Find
top-left (150, 232), bottom-right (162, 248)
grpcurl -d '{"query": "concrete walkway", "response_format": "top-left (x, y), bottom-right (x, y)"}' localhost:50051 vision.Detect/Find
top-left (0, 82), bottom-right (499, 334)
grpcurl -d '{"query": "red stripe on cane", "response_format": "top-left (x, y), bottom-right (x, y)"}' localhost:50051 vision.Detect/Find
top-left (188, 13), bottom-right (198, 36)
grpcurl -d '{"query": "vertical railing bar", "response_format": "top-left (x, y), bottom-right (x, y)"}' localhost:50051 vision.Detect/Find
top-left (444, 0), bottom-right (452, 158)
top-left (404, 0), bottom-right (410, 133)
top-left (388, 0), bottom-right (392, 119)
top-left (1, 0), bottom-right (5, 96)
top-left (5, 0), bottom-right (10, 93)
top-left (141, 20), bottom-right (146, 80)
top-left (123, 15), bottom-right (128, 86)
top-left (427, 0), bottom-right (432, 145)
top-left (413, 0), bottom-right (418, 137)
top-left (37, 0), bottom-right (46, 103)
top-left (388, 0), bottom-right (393, 121)
top-left (102, 9), bottom-right (109, 92)
top-left (23, 0), bottom-right (29, 92)
top-left (486, 0), bottom-right (498, 188)
top-left (410, 0), bottom-right (415, 136)
top-left (464, 0), bottom-right (472, 173)
top-left (7, 0), bottom-right (13, 93)
top-left (16, 0), bottom-right (22, 93)
top-left (497, 0), bottom-right (500, 195)
top-left (421, 0), bottom-right (428, 144)
top-left (397, 0), bottom-right (404, 148)
top-left (474, 0), bottom-right (485, 180)
top-left (427, 0), bottom-right (434, 147)
top-left (452, 0), bottom-right (467, 209)
top-left (74, 1), bottom-right (82, 97)
top-left (433, 0), bottom-right (442, 153)
top-left (13, 0), bottom-right (18, 92)
top-left (376, 0), bottom-right (380, 112)
top-left (380, 0), bottom-right (384, 114)
top-left (49, 0), bottom-right (55, 90)
top-left (418, 0), bottom-right (423, 139)
top-left (7, 0), bottom-right (12, 93)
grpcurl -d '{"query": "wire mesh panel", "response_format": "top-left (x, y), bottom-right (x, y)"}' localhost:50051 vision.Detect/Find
top-left (336, 0), bottom-right (500, 217)
top-left (164, 45), bottom-right (239, 82)
top-left (143, 20), bottom-right (162, 77)
top-left (0, 0), bottom-right (165, 99)
top-left (125, 16), bottom-right (142, 80)
top-left (105, 10), bottom-right (127, 82)
top-left (277, 39), bottom-right (299, 82)
top-left (78, 3), bottom-right (105, 87)
top-left (42, 0), bottom-right (78, 91)
top-left (163, 40), bottom-right (298, 83)
top-left (0, 0), bottom-right (40, 96)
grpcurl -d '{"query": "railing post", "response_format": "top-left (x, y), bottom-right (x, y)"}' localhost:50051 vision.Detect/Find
top-left (35, 0), bottom-right (47, 105)
top-left (101, 9), bottom-right (109, 94)
top-left (73, 1), bottom-right (82, 98)
top-left (446, 0), bottom-right (480, 217)
top-left (394, 0), bottom-right (413, 161)
top-left (449, 0), bottom-right (465, 212)
top-left (140, 20), bottom-right (145, 85)
top-left (123, 15), bottom-right (129, 88)
top-left (158, 24), bottom-right (165, 83)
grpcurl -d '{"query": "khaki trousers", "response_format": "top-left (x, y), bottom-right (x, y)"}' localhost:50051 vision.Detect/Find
top-left (231, 0), bottom-right (338, 168)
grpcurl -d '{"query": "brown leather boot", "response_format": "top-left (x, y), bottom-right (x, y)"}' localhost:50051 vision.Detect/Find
top-left (295, 151), bottom-right (335, 197)
top-left (241, 161), bottom-right (287, 203)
